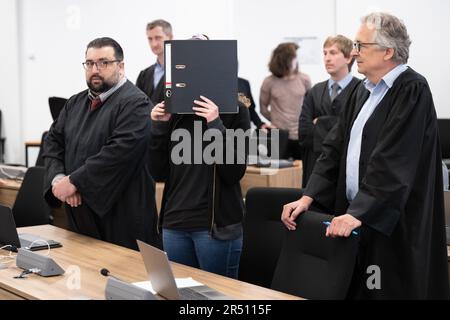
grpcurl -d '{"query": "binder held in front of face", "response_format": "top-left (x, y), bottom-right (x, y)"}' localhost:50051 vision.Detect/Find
top-left (164, 40), bottom-right (238, 114)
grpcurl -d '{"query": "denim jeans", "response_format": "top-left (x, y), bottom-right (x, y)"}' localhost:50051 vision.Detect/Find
top-left (162, 228), bottom-right (242, 279)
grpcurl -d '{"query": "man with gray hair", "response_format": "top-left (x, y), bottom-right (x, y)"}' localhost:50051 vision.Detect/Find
top-left (136, 19), bottom-right (173, 105)
top-left (282, 12), bottom-right (449, 299)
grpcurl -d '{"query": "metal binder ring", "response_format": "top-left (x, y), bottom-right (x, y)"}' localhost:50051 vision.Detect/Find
top-left (175, 65), bottom-right (186, 69)
top-left (175, 83), bottom-right (187, 88)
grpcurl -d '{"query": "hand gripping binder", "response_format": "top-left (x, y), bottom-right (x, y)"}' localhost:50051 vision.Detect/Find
top-left (164, 40), bottom-right (238, 114)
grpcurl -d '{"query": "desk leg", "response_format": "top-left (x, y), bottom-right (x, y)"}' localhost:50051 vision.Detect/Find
top-left (25, 145), bottom-right (28, 167)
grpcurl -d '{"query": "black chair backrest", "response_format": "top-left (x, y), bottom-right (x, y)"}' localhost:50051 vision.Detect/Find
top-left (437, 119), bottom-right (450, 159)
top-left (239, 187), bottom-right (303, 288)
top-left (12, 166), bottom-right (52, 227)
top-left (35, 131), bottom-right (48, 167)
top-left (271, 210), bottom-right (359, 299)
top-left (48, 97), bottom-right (67, 121)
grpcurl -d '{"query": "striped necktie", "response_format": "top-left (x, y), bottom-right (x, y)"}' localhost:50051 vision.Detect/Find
top-left (330, 83), bottom-right (340, 102)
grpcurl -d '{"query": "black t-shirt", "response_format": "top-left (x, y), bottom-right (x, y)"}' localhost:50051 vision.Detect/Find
top-left (162, 115), bottom-right (210, 231)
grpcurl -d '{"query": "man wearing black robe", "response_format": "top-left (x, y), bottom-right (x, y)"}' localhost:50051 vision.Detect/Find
top-left (136, 19), bottom-right (173, 106)
top-left (299, 35), bottom-right (360, 187)
top-left (282, 13), bottom-right (449, 299)
top-left (43, 37), bottom-right (160, 250)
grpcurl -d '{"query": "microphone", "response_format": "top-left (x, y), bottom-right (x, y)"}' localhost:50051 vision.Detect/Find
top-left (100, 268), bottom-right (110, 277)
top-left (100, 268), bottom-right (133, 284)
top-left (100, 268), bottom-right (156, 300)
top-left (100, 268), bottom-right (124, 282)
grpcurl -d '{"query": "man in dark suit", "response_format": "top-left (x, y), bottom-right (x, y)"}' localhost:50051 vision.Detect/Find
top-left (136, 19), bottom-right (173, 105)
top-left (44, 37), bottom-right (160, 250)
top-left (299, 35), bottom-right (360, 187)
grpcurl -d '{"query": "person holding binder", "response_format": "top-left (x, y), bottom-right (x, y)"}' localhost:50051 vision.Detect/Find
top-left (149, 36), bottom-right (251, 277)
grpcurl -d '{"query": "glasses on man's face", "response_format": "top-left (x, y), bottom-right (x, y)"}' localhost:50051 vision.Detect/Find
top-left (352, 41), bottom-right (380, 53)
top-left (82, 60), bottom-right (121, 70)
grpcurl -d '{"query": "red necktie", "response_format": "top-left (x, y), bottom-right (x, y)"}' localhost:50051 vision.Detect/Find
top-left (90, 97), bottom-right (102, 111)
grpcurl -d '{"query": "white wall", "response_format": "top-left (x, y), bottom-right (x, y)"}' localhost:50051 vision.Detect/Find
top-left (0, 0), bottom-right (22, 163)
top-left (234, 0), bottom-right (336, 124)
top-left (337, 0), bottom-right (450, 118)
top-left (19, 0), bottom-right (234, 164)
top-left (2, 0), bottom-right (449, 163)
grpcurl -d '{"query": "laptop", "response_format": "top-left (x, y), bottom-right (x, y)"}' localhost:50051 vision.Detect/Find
top-left (0, 205), bottom-right (62, 252)
top-left (136, 240), bottom-right (229, 300)
top-left (444, 191), bottom-right (450, 245)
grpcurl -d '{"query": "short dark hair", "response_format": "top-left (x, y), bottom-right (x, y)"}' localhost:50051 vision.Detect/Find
top-left (146, 19), bottom-right (173, 37)
top-left (269, 42), bottom-right (299, 78)
top-left (86, 37), bottom-right (124, 61)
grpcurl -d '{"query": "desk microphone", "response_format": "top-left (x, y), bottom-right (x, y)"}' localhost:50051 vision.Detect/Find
top-left (100, 268), bottom-right (125, 281)
top-left (100, 268), bottom-right (156, 300)
top-left (100, 268), bottom-right (112, 277)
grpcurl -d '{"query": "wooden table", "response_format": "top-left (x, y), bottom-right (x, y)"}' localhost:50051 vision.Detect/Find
top-left (240, 162), bottom-right (302, 197)
top-left (0, 225), bottom-right (301, 300)
top-left (0, 179), bottom-right (21, 208)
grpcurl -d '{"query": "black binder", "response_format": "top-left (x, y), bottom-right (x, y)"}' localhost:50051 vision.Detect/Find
top-left (164, 40), bottom-right (238, 114)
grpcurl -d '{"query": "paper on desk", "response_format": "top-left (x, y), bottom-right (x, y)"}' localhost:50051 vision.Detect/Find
top-left (133, 277), bottom-right (204, 293)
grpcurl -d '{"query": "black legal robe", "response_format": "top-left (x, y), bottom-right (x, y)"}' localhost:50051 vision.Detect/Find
top-left (299, 77), bottom-right (360, 187)
top-left (305, 68), bottom-right (449, 299)
top-left (43, 80), bottom-right (160, 250)
top-left (136, 63), bottom-right (165, 105)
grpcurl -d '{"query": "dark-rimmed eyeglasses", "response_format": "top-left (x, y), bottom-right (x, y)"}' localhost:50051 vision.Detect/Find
top-left (352, 41), bottom-right (380, 53)
top-left (82, 60), bottom-right (121, 70)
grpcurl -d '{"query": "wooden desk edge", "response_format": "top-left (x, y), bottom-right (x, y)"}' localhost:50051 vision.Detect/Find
top-left (0, 225), bottom-right (302, 300)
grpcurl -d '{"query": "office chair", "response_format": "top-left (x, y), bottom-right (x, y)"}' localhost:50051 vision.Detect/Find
top-left (238, 187), bottom-right (303, 288)
top-left (271, 210), bottom-right (359, 299)
top-left (12, 166), bottom-right (52, 227)
top-left (48, 96), bottom-right (67, 121)
top-left (35, 131), bottom-right (48, 167)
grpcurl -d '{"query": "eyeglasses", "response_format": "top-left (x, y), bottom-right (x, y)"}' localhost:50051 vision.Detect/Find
top-left (82, 60), bottom-right (121, 70)
top-left (352, 41), bottom-right (380, 53)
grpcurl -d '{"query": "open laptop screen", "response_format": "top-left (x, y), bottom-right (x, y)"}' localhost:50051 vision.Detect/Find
top-left (0, 205), bottom-right (21, 250)
top-left (0, 205), bottom-right (61, 251)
